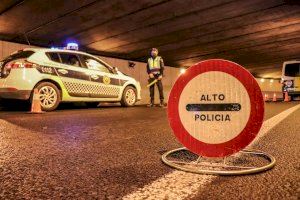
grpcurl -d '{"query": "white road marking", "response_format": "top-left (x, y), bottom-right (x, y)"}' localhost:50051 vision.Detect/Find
top-left (122, 103), bottom-right (300, 200)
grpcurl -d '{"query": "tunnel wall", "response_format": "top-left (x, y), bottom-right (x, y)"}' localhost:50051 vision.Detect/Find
top-left (256, 79), bottom-right (283, 100)
top-left (0, 40), bottom-right (283, 103)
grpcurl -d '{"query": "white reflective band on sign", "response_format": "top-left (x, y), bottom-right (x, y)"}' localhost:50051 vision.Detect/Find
top-left (178, 71), bottom-right (251, 144)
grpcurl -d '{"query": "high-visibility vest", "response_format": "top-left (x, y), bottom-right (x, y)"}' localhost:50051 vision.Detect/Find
top-left (148, 56), bottom-right (162, 73)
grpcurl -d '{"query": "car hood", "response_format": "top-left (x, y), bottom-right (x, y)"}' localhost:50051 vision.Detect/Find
top-left (117, 71), bottom-right (136, 81)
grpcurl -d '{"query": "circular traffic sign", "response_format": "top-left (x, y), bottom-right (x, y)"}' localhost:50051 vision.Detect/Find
top-left (168, 59), bottom-right (264, 157)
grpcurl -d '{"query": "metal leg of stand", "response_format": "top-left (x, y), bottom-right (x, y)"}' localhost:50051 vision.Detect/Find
top-left (161, 147), bottom-right (276, 176)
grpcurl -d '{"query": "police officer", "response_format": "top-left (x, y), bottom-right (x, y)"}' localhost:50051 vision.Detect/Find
top-left (147, 48), bottom-right (165, 107)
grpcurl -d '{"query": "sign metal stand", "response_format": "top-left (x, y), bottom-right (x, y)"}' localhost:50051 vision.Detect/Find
top-left (162, 147), bottom-right (276, 175)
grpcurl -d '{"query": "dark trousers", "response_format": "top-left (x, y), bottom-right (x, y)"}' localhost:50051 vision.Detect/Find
top-left (149, 77), bottom-right (164, 102)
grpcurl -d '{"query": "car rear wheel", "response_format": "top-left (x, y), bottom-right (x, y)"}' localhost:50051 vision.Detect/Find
top-left (121, 86), bottom-right (137, 107)
top-left (86, 102), bottom-right (100, 108)
top-left (33, 82), bottom-right (61, 111)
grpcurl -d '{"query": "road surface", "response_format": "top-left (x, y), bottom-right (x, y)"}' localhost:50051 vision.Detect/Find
top-left (0, 102), bottom-right (299, 199)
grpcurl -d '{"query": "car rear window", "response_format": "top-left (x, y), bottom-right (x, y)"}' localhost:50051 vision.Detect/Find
top-left (285, 63), bottom-right (300, 77)
top-left (1, 50), bottom-right (35, 62)
top-left (46, 52), bottom-right (61, 63)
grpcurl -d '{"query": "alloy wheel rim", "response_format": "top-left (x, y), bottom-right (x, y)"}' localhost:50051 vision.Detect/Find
top-left (125, 89), bottom-right (136, 105)
top-left (39, 86), bottom-right (58, 108)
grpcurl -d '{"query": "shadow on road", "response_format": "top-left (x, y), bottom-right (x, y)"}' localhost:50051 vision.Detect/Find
top-left (0, 99), bottom-right (132, 113)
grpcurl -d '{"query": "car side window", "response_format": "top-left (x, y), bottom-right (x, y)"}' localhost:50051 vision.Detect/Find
top-left (59, 53), bottom-right (82, 68)
top-left (82, 56), bottom-right (111, 73)
top-left (46, 52), bottom-right (61, 63)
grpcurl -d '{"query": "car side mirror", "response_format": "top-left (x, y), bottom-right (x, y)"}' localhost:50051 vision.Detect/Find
top-left (113, 67), bottom-right (118, 73)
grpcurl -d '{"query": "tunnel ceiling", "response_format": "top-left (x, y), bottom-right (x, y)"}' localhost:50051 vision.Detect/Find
top-left (0, 0), bottom-right (300, 78)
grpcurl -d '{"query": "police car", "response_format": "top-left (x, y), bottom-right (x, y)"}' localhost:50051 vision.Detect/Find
top-left (0, 47), bottom-right (141, 111)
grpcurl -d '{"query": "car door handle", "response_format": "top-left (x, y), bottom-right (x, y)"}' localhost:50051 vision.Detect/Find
top-left (91, 74), bottom-right (99, 80)
top-left (57, 69), bottom-right (68, 75)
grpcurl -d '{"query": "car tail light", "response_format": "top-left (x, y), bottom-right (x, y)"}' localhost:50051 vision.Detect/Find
top-left (5, 59), bottom-right (37, 69)
top-left (1, 59), bottom-right (38, 78)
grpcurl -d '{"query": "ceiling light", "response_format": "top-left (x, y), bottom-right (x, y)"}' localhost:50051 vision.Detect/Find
top-left (180, 68), bottom-right (186, 74)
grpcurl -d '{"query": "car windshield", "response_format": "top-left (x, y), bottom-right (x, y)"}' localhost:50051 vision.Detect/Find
top-left (82, 55), bottom-right (112, 73)
top-left (1, 50), bottom-right (34, 62)
top-left (285, 63), bottom-right (300, 77)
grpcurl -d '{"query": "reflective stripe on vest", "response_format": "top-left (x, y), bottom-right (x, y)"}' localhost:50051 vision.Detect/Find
top-left (148, 56), bottom-right (161, 73)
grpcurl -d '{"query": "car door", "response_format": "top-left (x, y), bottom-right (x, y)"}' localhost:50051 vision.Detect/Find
top-left (56, 52), bottom-right (91, 97)
top-left (80, 55), bottom-right (122, 98)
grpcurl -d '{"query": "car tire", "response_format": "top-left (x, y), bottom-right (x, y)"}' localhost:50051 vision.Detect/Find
top-left (86, 102), bottom-right (100, 108)
top-left (33, 82), bottom-right (61, 111)
top-left (120, 86), bottom-right (137, 107)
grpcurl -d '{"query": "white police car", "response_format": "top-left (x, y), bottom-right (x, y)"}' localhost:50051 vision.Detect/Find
top-left (0, 48), bottom-right (141, 111)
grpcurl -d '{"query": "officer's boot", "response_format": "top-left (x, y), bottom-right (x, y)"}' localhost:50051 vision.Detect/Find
top-left (159, 100), bottom-right (165, 107)
top-left (148, 99), bottom-right (154, 107)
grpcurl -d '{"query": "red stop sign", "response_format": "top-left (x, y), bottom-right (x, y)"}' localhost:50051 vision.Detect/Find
top-left (168, 59), bottom-right (264, 157)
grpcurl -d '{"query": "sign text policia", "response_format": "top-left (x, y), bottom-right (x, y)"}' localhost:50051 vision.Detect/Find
top-left (189, 93), bottom-right (241, 122)
top-left (168, 59), bottom-right (264, 158)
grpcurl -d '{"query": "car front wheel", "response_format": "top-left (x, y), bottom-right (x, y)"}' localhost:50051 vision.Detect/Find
top-left (33, 82), bottom-right (61, 111)
top-left (120, 86), bottom-right (137, 107)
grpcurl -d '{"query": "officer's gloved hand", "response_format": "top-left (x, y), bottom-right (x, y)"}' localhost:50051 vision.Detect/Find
top-left (149, 73), bottom-right (154, 78)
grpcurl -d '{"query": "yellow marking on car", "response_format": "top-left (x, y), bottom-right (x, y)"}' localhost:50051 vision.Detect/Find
top-left (103, 75), bottom-right (111, 85)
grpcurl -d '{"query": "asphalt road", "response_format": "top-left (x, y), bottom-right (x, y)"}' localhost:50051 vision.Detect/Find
top-left (0, 102), bottom-right (299, 199)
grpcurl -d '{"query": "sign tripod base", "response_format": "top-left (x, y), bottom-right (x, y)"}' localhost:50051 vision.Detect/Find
top-left (162, 147), bottom-right (276, 175)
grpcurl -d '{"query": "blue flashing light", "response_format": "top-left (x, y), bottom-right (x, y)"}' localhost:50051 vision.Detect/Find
top-left (67, 42), bottom-right (78, 46)
top-left (66, 42), bottom-right (79, 50)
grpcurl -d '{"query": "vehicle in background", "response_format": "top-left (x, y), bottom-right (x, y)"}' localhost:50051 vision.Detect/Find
top-left (281, 60), bottom-right (300, 100)
top-left (0, 48), bottom-right (141, 111)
